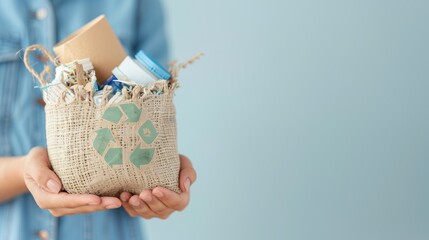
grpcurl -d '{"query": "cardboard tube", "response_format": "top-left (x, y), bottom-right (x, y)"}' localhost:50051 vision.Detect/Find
top-left (54, 15), bottom-right (127, 84)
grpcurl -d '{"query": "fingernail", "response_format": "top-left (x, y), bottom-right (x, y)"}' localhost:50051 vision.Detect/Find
top-left (153, 190), bottom-right (163, 198)
top-left (130, 199), bottom-right (140, 207)
top-left (185, 178), bottom-right (191, 192)
top-left (47, 179), bottom-right (61, 193)
top-left (106, 205), bottom-right (120, 209)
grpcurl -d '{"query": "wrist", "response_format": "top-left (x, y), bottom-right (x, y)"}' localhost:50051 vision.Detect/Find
top-left (18, 154), bottom-right (29, 192)
top-left (19, 154), bottom-right (27, 179)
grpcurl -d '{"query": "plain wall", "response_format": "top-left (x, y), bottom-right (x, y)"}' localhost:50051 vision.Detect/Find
top-left (146, 0), bottom-right (429, 239)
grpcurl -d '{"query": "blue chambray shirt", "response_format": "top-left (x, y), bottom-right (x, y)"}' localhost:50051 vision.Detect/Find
top-left (0, 0), bottom-right (169, 239)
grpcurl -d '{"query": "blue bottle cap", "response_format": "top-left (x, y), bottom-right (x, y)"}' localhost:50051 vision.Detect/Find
top-left (135, 50), bottom-right (171, 80)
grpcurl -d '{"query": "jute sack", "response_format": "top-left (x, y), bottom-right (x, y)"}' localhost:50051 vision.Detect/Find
top-left (23, 45), bottom-right (192, 196)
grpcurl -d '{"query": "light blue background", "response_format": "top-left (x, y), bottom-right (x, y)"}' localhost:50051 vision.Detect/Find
top-left (146, 1), bottom-right (429, 239)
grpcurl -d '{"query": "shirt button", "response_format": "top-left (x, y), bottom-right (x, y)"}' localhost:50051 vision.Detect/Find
top-left (34, 8), bottom-right (48, 20)
top-left (37, 230), bottom-right (49, 240)
top-left (37, 98), bottom-right (46, 106)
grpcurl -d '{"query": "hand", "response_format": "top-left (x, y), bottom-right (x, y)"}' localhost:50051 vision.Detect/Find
top-left (121, 154), bottom-right (197, 219)
top-left (23, 147), bottom-right (122, 217)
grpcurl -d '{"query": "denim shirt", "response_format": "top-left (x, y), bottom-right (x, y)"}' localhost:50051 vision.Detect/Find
top-left (0, 0), bottom-right (169, 239)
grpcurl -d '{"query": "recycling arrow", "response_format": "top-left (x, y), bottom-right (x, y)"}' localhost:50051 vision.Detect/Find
top-left (103, 106), bottom-right (123, 124)
top-left (130, 144), bottom-right (155, 168)
top-left (104, 147), bottom-right (123, 166)
top-left (138, 120), bottom-right (158, 144)
top-left (93, 128), bottom-right (115, 155)
top-left (120, 103), bottom-right (142, 122)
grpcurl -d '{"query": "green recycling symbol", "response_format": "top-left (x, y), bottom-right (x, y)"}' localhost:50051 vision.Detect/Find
top-left (92, 103), bottom-right (158, 168)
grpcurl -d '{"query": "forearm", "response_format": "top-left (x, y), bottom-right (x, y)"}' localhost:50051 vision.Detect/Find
top-left (0, 156), bottom-right (28, 203)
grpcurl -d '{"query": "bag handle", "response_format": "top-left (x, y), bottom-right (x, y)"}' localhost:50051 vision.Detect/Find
top-left (23, 44), bottom-right (58, 86)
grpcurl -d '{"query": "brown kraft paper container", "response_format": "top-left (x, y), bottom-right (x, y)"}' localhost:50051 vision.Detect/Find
top-left (53, 15), bottom-right (127, 84)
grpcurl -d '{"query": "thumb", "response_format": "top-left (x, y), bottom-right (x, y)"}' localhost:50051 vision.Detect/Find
top-left (26, 147), bottom-right (62, 194)
top-left (178, 154), bottom-right (197, 193)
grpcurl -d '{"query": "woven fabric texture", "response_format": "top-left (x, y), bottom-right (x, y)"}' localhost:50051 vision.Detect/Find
top-left (44, 83), bottom-right (180, 196)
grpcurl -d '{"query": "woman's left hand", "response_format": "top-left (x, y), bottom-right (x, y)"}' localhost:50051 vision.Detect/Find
top-left (120, 154), bottom-right (197, 219)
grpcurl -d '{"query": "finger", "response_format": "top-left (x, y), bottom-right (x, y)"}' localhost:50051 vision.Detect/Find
top-left (26, 177), bottom-right (101, 209)
top-left (49, 206), bottom-right (102, 217)
top-left (139, 190), bottom-right (172, 215)
top-left (67, 196), bottom-right (121, 210)
top-left (48, 196), bottom-right (122, 217)
top-left (99, 196), bottom-right (122, 209)
top-left (120, 192), bottom-right (132, 202)
top-left (152, 187), bottom-right (189, 211)
top-left (122, 202), bottom-right (139, 217)
top-left (179, 154), bottom-right (197, 193)
top-left (129, 195), bottom-right (155, 216)
top-left (26, 148), bottom-right (62, 193)
top-left (50, 202), bottom-right (118, 217)
top-left (121, 193), bottom-right (140, 217)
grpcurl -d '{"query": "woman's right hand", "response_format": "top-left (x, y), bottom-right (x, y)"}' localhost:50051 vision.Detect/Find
top-left (23, 147), bottom-right (122, 217)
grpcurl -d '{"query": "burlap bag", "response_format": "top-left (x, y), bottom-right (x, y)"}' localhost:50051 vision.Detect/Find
top-left (23, 45), bottom-right (191, 196)
top-left (44, 86), bottom-right (180, 196)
